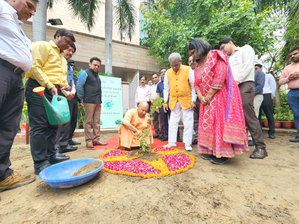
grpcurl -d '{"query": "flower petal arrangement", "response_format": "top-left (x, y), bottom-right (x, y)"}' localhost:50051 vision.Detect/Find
top-left (98, 147), bottom-right (195, 178)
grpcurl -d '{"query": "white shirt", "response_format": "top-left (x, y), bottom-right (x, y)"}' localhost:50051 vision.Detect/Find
top-left (229, 45), bottom-right (255, 84)
top-left (263, 73), bottom-right (276, 98)
top-left (150, 83), bottom-right (158, 100)
top-left (0, 1), bottom-right (32, 72)
top-left (163, 66), bottom-right (197, 103)
top-left (135, 84), bottom-right (150, 106)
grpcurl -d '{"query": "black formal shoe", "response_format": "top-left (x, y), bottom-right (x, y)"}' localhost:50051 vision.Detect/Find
top-left (153, 134), bottom-right (159, 138)
top-left (161, 137), bottom-right (168, 141)
top-left (202, 154), bottom-right (215, 160)
top-left (211, 157), bottom-right (229, 165)
top-left (290, 136), bottom-right (299, 142)
top-left (248, 140), bottom-right (255, 146)
top-left (158, 135), bottom-right (164, 139)
top-left (56, 153), bottom-right (68, 158)
top-left (177, 137), bottom-right (182, 142)
top-left (49, 155), bottom-right (70, 165)
top-left (68, 139), bottom-right (81, 145)
top-left (192, 139), bottom-right (198, 145)
top-left (34, 164), bottom-right (51, 175)
top-left (269, 134), bottom-right (276, 139)
top-left (59, 144), bottom-right (78, 153)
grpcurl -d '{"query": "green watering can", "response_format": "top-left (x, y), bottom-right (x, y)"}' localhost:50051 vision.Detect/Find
top-left (33, 87), bottom-right (70, 125)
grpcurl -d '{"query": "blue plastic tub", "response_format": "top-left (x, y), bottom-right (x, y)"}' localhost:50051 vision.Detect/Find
top-left (39, 158), bottom-right (104, 188)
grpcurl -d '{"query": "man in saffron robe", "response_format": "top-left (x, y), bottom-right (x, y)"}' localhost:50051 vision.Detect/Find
top-left (118, 101), bottom-right (153, 149)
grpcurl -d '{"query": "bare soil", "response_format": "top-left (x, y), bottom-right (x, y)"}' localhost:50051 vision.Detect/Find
top-left (1, 131), bottom-right (299, 223)
top-left (72, 161), bottom-right (103, 177)
top-left (127, 150), bottom-right (162, 161)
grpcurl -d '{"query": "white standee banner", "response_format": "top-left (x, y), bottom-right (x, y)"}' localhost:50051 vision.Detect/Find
top-left (100, 76), bottom-right (123, 129)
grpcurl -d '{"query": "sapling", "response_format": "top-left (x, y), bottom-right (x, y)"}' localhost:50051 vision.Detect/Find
top-left (137, 97), bottom-right (164, 153)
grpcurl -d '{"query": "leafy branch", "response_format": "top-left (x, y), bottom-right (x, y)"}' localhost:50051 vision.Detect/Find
top-left (137, 97), bottom-right (164, 153)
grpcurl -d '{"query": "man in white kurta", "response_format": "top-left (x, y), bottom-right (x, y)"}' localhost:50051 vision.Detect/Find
top-left (163, 53), bottom-right (197, 151)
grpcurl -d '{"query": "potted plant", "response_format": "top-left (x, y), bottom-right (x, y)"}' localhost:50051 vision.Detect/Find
top-left (273, 114), bottom-right (282, 128)
top-left (282, 111), bottom-right (294, 129)
top-left (261, 115), bottom-right (268, 127)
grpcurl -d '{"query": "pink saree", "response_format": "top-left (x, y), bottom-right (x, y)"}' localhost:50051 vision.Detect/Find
top-left (194, 50), bottom-right (248, 158)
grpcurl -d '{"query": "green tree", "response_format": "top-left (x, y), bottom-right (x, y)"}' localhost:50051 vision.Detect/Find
top-left (141, 0), bottom-right (281, 67)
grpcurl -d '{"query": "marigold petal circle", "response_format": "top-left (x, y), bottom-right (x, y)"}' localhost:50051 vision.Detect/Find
top-left (98, 147), bottom-right (195, 178)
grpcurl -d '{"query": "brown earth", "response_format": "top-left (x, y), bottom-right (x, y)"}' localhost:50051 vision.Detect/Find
top-left (1, 131), bottom-right (299, 223)
top-left (72, 161), bottom-right (103, 177)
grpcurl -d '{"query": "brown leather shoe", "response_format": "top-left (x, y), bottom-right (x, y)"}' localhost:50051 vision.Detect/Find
top-left (93, 140), bottom-right (107, 146)
top-left (249, 148), bottom-right (268, 159)
top-left (0, 172), bottom-right (36, 192)
top-left (86, 142), bottom-right (94, 148)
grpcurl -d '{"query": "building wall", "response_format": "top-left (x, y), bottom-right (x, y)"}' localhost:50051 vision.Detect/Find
top-left (122, 83), bottom-right (130, 115)
top-left (29, 0), bottom-right (141, 45)
top-left (22, 21), bottom-right (161, 80)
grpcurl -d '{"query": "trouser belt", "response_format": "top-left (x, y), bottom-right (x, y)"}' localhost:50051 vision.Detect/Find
top-left (0, 58), bottom-right (24, 75)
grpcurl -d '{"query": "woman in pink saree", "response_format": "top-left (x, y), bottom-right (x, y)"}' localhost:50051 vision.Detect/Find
top-left (188, 38), bottom-right (248, 164)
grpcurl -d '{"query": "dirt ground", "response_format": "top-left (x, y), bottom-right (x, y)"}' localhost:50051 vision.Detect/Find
top-left (1, 131), bottom-right (299, 224)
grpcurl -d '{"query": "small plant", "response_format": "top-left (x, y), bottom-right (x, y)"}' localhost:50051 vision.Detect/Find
top-left (20, 78), bottom-right (29, 124)
top-left (77, 106), bottom-right (85, 128)
top-left (273, 113), bottom-right (284, 121)
top-left (137, 98), bottom-right (164, 153)
top-left (21, 101), bottom-right (29, 123)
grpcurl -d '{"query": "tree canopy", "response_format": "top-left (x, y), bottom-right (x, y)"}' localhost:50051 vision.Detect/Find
top-left (141, 0), bottom-right (282, 67)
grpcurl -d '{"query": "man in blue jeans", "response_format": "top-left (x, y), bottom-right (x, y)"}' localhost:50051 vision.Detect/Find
top-left (156, 68), bottom-right (181, 142)
top-left (279, 47), bottom-right (299, 142)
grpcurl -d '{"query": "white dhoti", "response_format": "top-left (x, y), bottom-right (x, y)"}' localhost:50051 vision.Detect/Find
top-left (169, 101), bottom-right (194, 145)
top-left (248, 94), bottom-right (264, 140)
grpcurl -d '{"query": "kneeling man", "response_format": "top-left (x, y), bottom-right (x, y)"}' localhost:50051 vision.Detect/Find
top-left (118, 101), bottom-right (153, 149)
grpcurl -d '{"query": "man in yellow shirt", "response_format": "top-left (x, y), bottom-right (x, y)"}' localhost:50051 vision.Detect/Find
top-left (25, 28), bottom-right (75, 175)
top-left (118, 101), bottom-right (153, 149)
top-left (163, 53), bottom-right (196, 151)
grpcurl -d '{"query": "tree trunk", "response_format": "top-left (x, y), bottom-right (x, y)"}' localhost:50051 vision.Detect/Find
top-left (274, 82), bottom-right (281, 108)
top-left (32, 0), bottom-right (47, 42)
top-left (105, 0), bottom-right (113, 75)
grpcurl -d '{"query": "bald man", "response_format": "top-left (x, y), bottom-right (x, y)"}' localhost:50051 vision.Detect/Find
top-left (118, 101), bottom-right (153, 149)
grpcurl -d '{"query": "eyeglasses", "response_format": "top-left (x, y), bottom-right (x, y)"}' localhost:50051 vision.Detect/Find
top-left (160, 71), bottom-right (166, 74)
top-left (170, 63), bottom-right (180, 68)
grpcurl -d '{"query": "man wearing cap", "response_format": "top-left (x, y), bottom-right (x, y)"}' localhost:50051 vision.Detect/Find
top-left (54, 43), bottom-right (79, 153)
top-left (0, 0), bottom-right (38, 192)
top-left (25, 28), bottom-right (75, 174)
